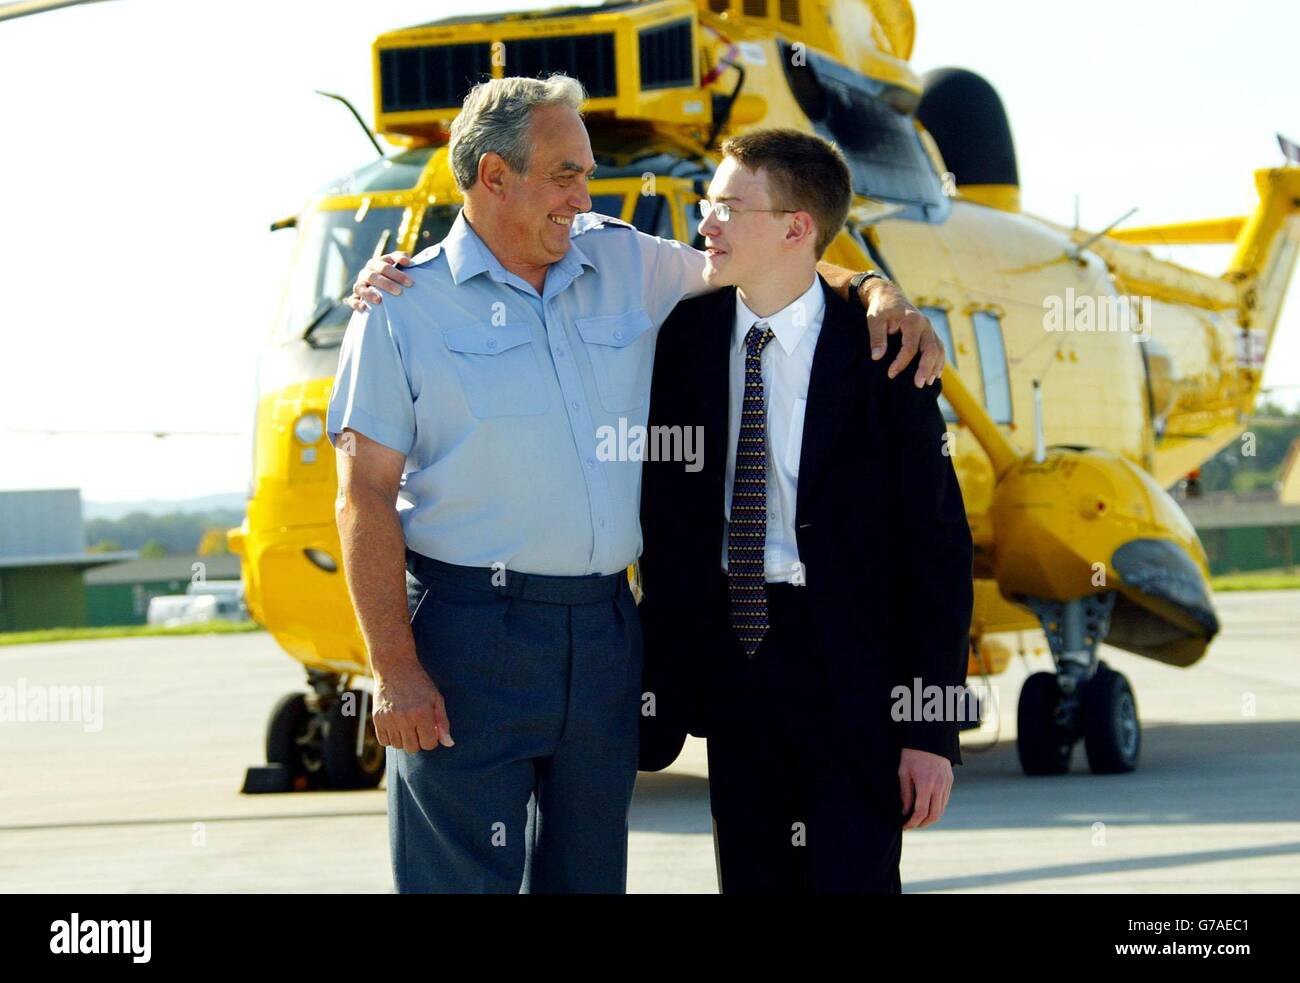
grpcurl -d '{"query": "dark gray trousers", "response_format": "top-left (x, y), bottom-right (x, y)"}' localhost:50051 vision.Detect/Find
top-left (389, 552), bottom-right (642, 893)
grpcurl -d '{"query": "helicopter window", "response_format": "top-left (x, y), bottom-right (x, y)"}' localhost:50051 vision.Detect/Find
top-left (779, 0), bottom-right (801, 24)
top-left (681, 197), bottom-right (705, 249)
top-left (631, 192), bottom-right (675, 239)
top-left (708, 0), bottom-right (730, 13)
top-left (323, 148), bottom-right (435, 195)
top-left (920, 307), bottom-right (959, 425)
top-left (279, 206), bottom-right (406, 346)
top-left (414, 204), bottom-right (463, 252)
top-left (743, 0), bottom-right (768, 16)
top-left (971, 311), bottom-right (1013, 424)
top-left (588, 194), bottom-right (626, 222)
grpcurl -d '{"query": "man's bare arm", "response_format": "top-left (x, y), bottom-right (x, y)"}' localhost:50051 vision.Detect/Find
top-left (335, 427), bottom-right (452, 752)
top-left (816, 260), bottom-right (945, 387)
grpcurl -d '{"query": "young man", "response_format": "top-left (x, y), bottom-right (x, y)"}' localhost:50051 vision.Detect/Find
top-left (637, 129), bottom-right (975, 893)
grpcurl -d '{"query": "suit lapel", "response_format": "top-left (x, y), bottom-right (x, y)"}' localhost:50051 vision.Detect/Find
top-left (691, 286), bottom-right (734, 497)
top-left (796, 276), bottom-right (868, 521)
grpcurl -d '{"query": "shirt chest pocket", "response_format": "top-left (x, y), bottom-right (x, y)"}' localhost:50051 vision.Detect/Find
top-left (442, 322), bottom-right (549, 419)
top-left (574, 309), bottom-right (655, 413)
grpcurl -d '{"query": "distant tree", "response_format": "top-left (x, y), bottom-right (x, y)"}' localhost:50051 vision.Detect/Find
top-left (197, 528), bottom-right (231, 556)
top-left (88, 539), bottom-right (123, 553)
top-left (1254, 398), bottom-right (1297, 419)
top-left (138, 539), bottom-right (167, 559)
top-left (1197, 413), bottom-right (1300, 495)
top-left (84, 508), bottom-right (245, 554)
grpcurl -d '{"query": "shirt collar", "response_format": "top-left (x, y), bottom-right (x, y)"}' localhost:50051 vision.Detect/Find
top-left (733, 275), bottom-right (824, 356)
top-left (442, 209), bottom-right (597, 291)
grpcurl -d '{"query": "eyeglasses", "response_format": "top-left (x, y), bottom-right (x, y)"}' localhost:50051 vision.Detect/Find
top-left (697, 199), bottom-right (797, 223)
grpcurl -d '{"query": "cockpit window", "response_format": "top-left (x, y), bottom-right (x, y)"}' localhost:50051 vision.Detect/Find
top-left (587, 194), bottom-right (625, 222)
top-left (414, 204), bottom-right (462, 253)
top-left (278, 205), bottom-right (405, 346)
top-left (631, 192), bottom-right (675, 238)
top-left (321, 147), bottom-right (434, 195)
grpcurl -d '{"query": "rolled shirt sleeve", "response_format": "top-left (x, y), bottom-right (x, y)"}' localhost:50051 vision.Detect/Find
top-left (326, 303), bottom-right (417, 456)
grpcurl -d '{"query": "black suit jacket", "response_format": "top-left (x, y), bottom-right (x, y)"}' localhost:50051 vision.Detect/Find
top-left (637, 276), bottom-right (975, 807)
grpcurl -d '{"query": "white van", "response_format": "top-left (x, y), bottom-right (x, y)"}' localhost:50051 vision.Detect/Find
top-left (185, 580), bottom-right (247, 621)
top-left (146, 594), bottom-right (217, 627)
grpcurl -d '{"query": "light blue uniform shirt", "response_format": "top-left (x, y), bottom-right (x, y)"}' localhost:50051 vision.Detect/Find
top-left (326, 209), bottom-right (707, 576)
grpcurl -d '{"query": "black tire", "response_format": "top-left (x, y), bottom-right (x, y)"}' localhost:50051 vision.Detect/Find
top-left (1017, 672), bottom-right (1074, 776)
top-left (265, 692), bottom-right (325, 790)
top-left (1082, 664), bottom-right (1141, 774)
top-left (321, 690), bottom-right (386, 790)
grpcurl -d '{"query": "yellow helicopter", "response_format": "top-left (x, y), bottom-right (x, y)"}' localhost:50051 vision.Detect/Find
top-left (220, 0), bottom-right (1300, 790)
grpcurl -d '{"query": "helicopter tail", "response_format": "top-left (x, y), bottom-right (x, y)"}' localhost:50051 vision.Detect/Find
top-left (1220, 160), bottom-right (1300, 383)
top-left (1105, 139), bottom-right (1300, 409)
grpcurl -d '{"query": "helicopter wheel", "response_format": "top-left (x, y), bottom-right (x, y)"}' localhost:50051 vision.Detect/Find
top-left (1082, 663), bottom-right (1141, 774)
top-left (321, 689), bottom-right (386, 790)
top-left (1017, 672), bottom-right (1074, 776)
top-left (266, 692), bottom-right (327, 791)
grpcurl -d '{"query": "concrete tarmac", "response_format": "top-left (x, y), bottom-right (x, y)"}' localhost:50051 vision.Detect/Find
top-left (1, 590), bottom-right (1296, 893)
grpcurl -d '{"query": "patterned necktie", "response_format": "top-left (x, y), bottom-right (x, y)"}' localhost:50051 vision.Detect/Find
top-left (728, 321), bottom-right (775, 657)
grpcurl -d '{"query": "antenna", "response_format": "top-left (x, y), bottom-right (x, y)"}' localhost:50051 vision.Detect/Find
top-left (1067, 206), bottom-right (1139, 261)
top-left (0, 0), bottom-right (115, 22)
top-left (315, 90), bottom-right (385, 159)
top-left (1279, 133), bottom-right (1300, 165)
top-left (1032, 380), bottom-right (1046, 463)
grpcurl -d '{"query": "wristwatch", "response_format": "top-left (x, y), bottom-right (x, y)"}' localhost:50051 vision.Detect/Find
top-left (849, 270), bottom-right (886, 309)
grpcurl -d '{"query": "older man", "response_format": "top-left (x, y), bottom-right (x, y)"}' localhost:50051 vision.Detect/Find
top-left (330, 73), bottom-right (942, 894)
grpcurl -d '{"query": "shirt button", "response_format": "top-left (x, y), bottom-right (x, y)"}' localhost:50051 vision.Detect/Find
top-left (613, 330), bottom-right (623, 341)
top-left (586, 458), bottom-right (595, 468)
top-left (571, 400), bottom-right (580, 411)
top-left (556, 348), bottom-right (566, 358)
top-left (599, 519), bottom-right (607, 528)
top-left (486, 339), bottom-right (497, 350)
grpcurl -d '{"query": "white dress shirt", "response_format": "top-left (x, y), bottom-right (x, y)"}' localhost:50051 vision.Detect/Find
top-left (722, 275), bottom-right (825, 582)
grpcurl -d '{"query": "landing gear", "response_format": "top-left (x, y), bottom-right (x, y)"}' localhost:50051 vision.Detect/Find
top-left (1016, 672), bottom-right (1073, 775)
top-left (266, 691), bottom-right (326, 790)
top-left (1082, 663), bottom-right (1140, 773)
top-left (321, 688), bottom-right (386, 789)
top-left (1015, 593), bottom-right (1141, 776)
top-left (247, 670), bottom-right (385, 792)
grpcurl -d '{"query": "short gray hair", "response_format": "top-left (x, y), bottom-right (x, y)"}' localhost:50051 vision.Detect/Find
top-left (448, 74), bottom-right (586, 191)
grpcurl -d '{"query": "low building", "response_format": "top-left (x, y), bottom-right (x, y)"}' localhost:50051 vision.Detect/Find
top-left (84, 554), bottom-right (243, 627)
top-left (1180, 493), bottom-right (1300, 575)
top-left (0, 489), bottom-right (135, 632)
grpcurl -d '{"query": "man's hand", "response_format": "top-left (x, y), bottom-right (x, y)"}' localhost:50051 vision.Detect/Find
top-left (860, 278), bottom-right (945, 387)
top-left (372, 661), bottom-right (454, 752)
top-left (898, 747), bottom-right (953, 830)
top-left (349, 251), bottom-right (416, 312)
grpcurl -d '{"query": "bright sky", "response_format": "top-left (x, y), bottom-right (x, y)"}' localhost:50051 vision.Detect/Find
top-left (1, 0), bottom-right (1297, 502)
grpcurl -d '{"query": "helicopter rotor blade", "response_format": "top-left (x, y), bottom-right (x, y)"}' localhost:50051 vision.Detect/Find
top-left (0, 0), bottom-right (117, 23)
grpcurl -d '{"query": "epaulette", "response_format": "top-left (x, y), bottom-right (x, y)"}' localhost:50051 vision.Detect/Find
top-left (408, 243), bottom-right (443, 266)
top-left (570, 212), bottom-right (634, 236)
